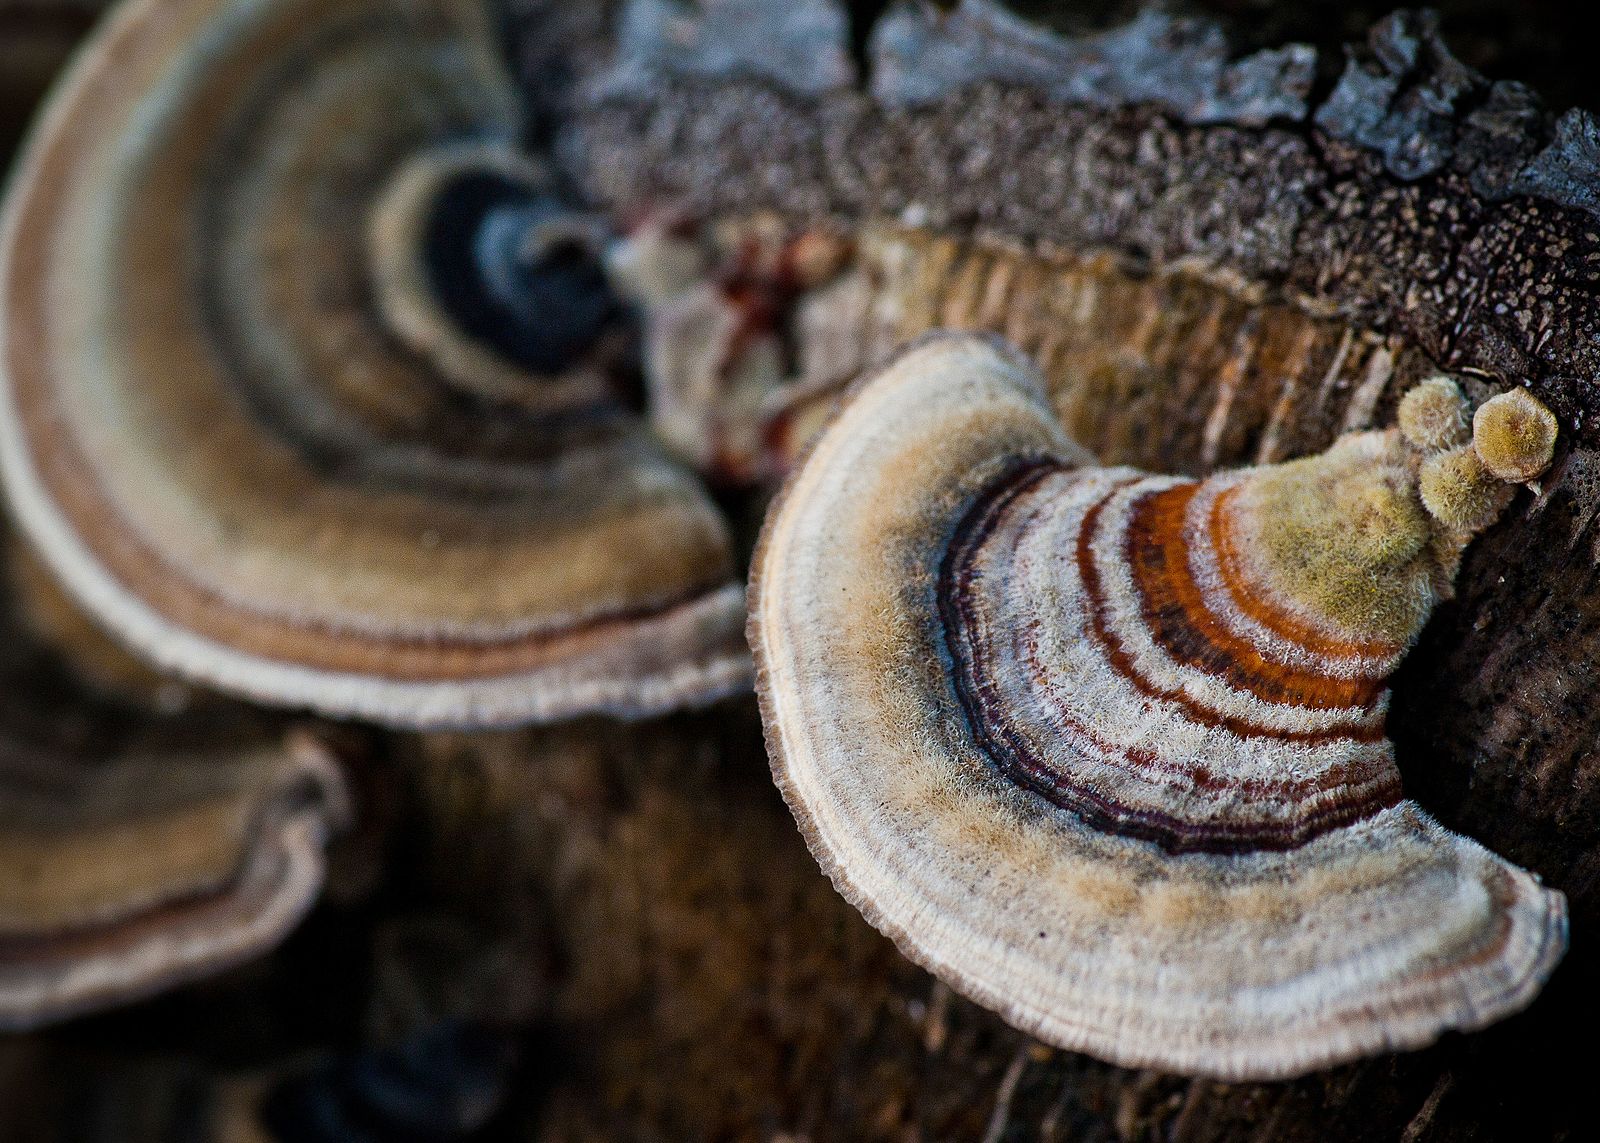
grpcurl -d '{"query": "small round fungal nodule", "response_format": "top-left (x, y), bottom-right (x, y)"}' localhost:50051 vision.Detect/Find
top-left (0, 0), bottom-right (749, 729)
top-left (750, 332), bottom-right (1566, 1081)
top-left (1398, 375), bottom-right (1472, 452)
top-left (1473, 387), bottom-right (1560, 483)
top-left (1420, 445), bottom-right (1505, 533)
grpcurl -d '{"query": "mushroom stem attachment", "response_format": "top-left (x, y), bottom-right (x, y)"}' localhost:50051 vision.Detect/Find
top-left (1226, 374), bottom-right (1557, 651)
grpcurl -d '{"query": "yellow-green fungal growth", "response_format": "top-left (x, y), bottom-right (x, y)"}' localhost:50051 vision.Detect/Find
top-left (1229, 432), bottom-right (1438, 647)
top-left (1473, 389), bottom-right (1558, 483)
top-left (1419, 446), bottom-right (1507, 534)
top-left (1398, 376), bottom-right (1471, 452)
top-left (1226, 379), bottom-right (1560, 648)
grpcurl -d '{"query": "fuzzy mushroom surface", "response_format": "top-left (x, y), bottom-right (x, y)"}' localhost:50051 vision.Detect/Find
top-left (0, 0), bottom-right (747, 728)
top-left (0, 534), bottom-right (349, 1031)
top-left (750, 333), bottom-right (1567, 1081)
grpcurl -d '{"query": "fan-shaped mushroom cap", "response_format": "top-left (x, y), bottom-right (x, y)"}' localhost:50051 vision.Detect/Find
top-left (0, 535), bottom-right (349, 1031)
top-left (0, 0), bottom-right (747, 728)
top-left (751, 333), bottom-right (1566, 1080)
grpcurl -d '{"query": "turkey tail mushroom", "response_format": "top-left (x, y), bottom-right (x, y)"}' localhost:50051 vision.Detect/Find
top-left (749, 333), bottom-right (1567, 1081)
top-left (0, 0), bottom-right (748, 729)
top-left (0, 533), bottom-right (350, 1031)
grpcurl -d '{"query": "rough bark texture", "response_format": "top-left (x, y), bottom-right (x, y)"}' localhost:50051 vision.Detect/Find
top-left (3, 2), bottom-right (1600, 1141)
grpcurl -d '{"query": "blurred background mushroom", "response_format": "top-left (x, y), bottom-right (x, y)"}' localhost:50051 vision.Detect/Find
top-left (607, 212), bottom-right (871, 486)
top-left (0, 0), bottom-right (748, 730)
top-left (0, 528), bottom-right (350, 1032)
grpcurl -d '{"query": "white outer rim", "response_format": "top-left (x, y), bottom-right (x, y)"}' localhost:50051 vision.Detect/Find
top-left (0, 412), bottom-right (749, 728)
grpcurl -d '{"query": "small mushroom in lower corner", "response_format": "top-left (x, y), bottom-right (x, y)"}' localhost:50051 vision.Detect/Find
top-left (749, 333), bottom-right (1567, 1081)
top-left (0, 532), bottom-right (350, 1032)
top-left (0, 0), bottom-right (748, 730)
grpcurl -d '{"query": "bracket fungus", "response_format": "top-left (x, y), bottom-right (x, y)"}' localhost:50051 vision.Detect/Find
top-left (0, 533), bottom-right (349, 1031)
top-left (751, 334), bottom-right (1568, 1081)
top-left (0, 0), bottom-right (748, 728)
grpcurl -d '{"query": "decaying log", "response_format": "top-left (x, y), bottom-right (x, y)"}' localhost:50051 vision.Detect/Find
top-left (4, 2), bottom-right (1600, 1140)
